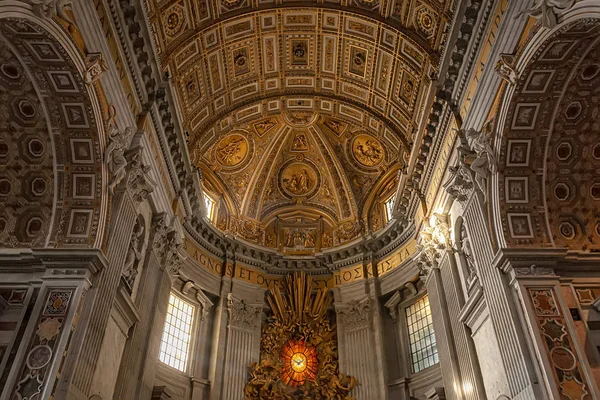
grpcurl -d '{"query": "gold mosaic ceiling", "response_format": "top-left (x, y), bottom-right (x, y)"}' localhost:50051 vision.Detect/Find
top-left (144, 0), bottom-right (457, 249)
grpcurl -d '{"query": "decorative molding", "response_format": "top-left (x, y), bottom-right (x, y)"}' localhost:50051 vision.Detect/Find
top-left (181, 280), bottom-right (214, 321)
top-left (444, 162), bottom-right (474, 205)
top-left (124, 132), bottom-right (156, 204)
top-left (384, 290), bottom-right (401, 321)
top-left (84, 52), bottom-right (108, 85)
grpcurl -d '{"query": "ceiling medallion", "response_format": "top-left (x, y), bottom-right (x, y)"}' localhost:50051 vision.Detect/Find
top-left (351, 134), bottom-right (384, 167)
top-left (163, 5), bottom-right (185, 38)
top-left (215, 133), bottom-right (250, 168)
top-left (279, 162), bottom-right (320, 199)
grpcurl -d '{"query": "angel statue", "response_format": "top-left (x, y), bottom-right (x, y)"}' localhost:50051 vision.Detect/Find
top-left (29, 0), bottom-right (76, 26)
top-left (517, 0), bottom-right (575, 29)
top-left (105, 106), bottom-right (133, 194)
top-left (458, 123), bottom-right (497, 199)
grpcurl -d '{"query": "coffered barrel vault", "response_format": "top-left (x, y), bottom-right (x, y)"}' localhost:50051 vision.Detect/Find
top-left (143, 2), bottom-right (457, 250)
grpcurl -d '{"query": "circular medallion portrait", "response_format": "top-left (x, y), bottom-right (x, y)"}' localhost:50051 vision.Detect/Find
top-left (279, 162), bottom-right (319, 198)
top-left (215, 133), bottom-right (249, 168)
top-left (351, 134), bottom-right (384, 167)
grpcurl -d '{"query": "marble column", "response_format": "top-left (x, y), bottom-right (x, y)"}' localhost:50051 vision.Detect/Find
top-left (463, 199), bottom-right (540, 400)
top-left (220, 294), bottom-right (262, 400)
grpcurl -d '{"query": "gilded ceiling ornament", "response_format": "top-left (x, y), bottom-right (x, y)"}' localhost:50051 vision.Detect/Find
top-left (280, 163), bottom-right (319, 198)
top-left (253, 119), bottom-right (277, 136)
top-left (351, 135), bottom-right (384, 167)
top-left (245, 273), bottom-right (357, 399)
top-left (215, 134), bottom-right (249, 167)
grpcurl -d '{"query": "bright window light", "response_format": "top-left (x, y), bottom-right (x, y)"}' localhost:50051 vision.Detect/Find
top-left (406, 295), bottom-right (439, 373)
top-left (159, 293), bottom-right (194, 372)
top-left (203, 192), bottom-right (216, 222)
top-left (385, 194), bottom-right (396, 222)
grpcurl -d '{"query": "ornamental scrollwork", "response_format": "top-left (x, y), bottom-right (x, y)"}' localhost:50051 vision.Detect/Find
top-left (227, 293), bottom-right (262, 331)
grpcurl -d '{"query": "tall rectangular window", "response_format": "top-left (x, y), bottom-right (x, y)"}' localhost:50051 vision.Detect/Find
top-left (406, 295), bottom-right (439, 373)
top-left (159, 293), bottom-right (194, 372)
top-left (385, 194), bottom-right (396, 223)
top-left (203, 192), bottom-right (216, 222)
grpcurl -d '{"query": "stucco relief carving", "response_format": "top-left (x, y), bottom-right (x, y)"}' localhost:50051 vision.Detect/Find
top-left (152, 214), bottom-right (185, 277)
top-left (518, 0), bottom-right (576, 29)
top-left (417, 215), bottom-right (450, 277)
top-left (336, 298), bottom-right (370, 330)
top-left (514, 264), bottom-right (556, 277)
top-left (226, 293), bottom-right (261, 331)
top-left (495, 53), bottom-right (518, 85)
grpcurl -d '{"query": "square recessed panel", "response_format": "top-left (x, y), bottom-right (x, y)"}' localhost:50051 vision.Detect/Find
top-left (27, 41), bottom-right (63, 62)
top-left (505, 177), bottom-right (529, 203)
top-left (73, 174), bottom-right (96, 200)
top-left (47, 71), bottom-right (78, 93)
top-left (540, 41), bottom-right (576, 61)
top-left (70, 139), bottom-right (94, 164)
top-left (511, 103), bottom-right (540, 130)
top-left (508, 213), bottom-right (534, 238)
top-left (506, 140), bottom-right (531, 167)
top-left (61, 103), bottom-right (89, 129)
top-left (523, 70), bottom-right (555, 94)
top-left (67, 209), bottom-right (93, 238)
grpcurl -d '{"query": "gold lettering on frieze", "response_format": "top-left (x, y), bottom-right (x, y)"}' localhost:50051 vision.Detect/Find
top-left (460, 0), bottom-right (508, 118)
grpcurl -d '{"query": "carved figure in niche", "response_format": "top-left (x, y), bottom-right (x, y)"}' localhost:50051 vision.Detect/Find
top-left (122, 221), bottom-right (145, 290)
top-left (459, 225), bottom-right (477, 281)
top-left (458, 123), bottom-right (497, 198)
top-left (105, 106), bottom-right (133, 194)
top-left (352, 135), bottom-right (384, 167)
top-left (518, 0), bottom-right (575, 29)
top-left (304, 231), bottom-right (315, 247)
top-left (216, 135), bottom-right (247, 167)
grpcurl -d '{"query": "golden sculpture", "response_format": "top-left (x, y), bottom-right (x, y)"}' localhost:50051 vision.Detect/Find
top-left (352, 135), bottom-right (384, 167)
top-left (216, 134), bottom-right (248, 167)
top-left (245, 272), bottom-right (357, 399)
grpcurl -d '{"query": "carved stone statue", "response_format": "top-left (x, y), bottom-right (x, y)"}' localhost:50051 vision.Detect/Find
top-left (458, 124), bottom-right (497, 198)
top-left (29, 0), bottom-right (76, 26)
top-left (518, 0), bottom-right (575, 29)
top-left (122, 221), bottom-right (144, 289)
top-left (105, 106), bottom-right (133, 194)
